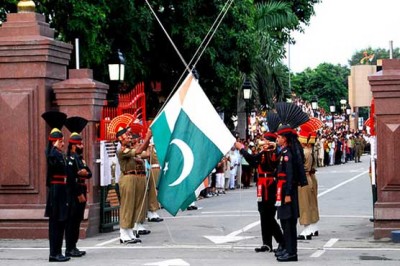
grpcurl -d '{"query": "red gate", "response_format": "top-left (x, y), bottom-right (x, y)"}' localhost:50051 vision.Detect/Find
top-left (99, 82), bottom-right (147, 140)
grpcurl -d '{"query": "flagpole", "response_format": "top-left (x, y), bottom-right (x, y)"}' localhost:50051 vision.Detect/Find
top-left (145, 0), bottom-right (234, 119)
top-left (144, 0), bottom-right (190, 75)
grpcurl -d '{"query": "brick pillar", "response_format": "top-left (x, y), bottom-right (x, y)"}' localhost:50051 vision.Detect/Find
top-left (0, 13), bottom-right (72, 238)
top-left (369, 59), bottom-right (400, 239)
top-left (53, 69), bottom-right (109, 237)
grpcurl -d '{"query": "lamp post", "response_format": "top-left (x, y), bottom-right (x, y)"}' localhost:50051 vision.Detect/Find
top-left (329, 101), bottom-right (336, 130)
top-left (243, 80), bottom-right (252, 140)
top-left (108, 49), bottom-right (125, 82)
top-left (346, 104), bottom-right (351, 117)
top-left (107, 49), bottom-right (125, 107)
top-left (340, 99), bottom-right (347, 128)
top-left (311, 97), bottom-right (318, 118)
top-left (340, 99), bottom-right (347, 114)
top-left (346, 103), bottom-right (351, 128)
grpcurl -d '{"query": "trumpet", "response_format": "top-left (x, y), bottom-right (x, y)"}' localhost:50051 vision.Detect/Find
top-left (262, 141), bottom-right (276, 151)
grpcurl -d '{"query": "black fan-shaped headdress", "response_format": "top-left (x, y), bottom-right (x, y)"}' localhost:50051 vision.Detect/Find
top-left (263, 112), bottom-right (281, 141)
top-left (41, 111), bottom-right (67, 141)
top-left (275, 102), bottom-right (309, 130)
top-left (65, 116), bottom-right (88, 144)
top-left (266, 112), bottom-right (281, 133)
top-left (274, 102), bottom-right (309, 187)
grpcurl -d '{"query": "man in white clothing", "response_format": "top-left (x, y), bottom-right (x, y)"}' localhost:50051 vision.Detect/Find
top-left (228, 146), bottom-right (240, 189)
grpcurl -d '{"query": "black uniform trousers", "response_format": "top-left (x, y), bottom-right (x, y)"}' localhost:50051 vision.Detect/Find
top-left (49, 217), bottom-right (66, 256)
top-left (258, 202), bottom-right (284, 248)
top-left (46, 184), bottom-right (69, 257)
top-left (280, 217), bottom-right (297, 255)
top-left (65, 193), bottom-right (86, 251)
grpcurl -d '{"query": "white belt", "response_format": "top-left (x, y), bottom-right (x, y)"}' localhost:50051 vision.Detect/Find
top-left (151, 164), bottom-right (160, 168)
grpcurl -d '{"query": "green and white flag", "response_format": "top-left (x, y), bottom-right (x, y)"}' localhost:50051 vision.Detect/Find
top-left (151, 73), bottom-right (235, 216)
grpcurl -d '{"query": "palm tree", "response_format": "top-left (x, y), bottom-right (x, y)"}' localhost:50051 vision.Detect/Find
top-left (250, 1), bottom-right (298, 109)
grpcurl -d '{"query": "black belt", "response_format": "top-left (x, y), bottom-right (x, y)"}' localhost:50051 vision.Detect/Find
top-left (123, 170), bottom-right (146, 175)
top-left (258, 173), bottom-right (274, 178)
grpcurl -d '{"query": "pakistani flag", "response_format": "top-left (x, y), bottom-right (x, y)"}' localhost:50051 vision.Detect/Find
top-left (151, 73), bottom-right (235, 216)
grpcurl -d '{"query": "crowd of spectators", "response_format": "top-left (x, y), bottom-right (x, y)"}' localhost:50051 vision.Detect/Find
top-left (198, 97), bottom-right (371, 199)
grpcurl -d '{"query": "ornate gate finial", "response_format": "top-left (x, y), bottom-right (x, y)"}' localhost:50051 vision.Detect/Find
top-left (17, 0), bottom-right (36, 13)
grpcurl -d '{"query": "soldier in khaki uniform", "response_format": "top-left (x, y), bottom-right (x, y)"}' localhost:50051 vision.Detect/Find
top-left (116, 127), bottom-right (152, 244)
top-left (146, 143), bottom-right (164, 222)
top-left (297, 131), bottom-right (320, 240)
top-left (354, 134), bottom-right (364, 163)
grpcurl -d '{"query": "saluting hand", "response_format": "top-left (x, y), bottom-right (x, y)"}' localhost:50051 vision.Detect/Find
top-left (77, 194), bottom-right (86, 203)
top-left (284, 195), bottom-right (291, 204)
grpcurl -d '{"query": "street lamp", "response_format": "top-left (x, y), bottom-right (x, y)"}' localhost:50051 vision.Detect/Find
top-left (311, 97), bottom-right (318, 118)
top-left (108, 49), bottom-right (125, 82)
top-left (329, 101), bottom-right (336, 130)
top-left (243, 80), bottom-right (252, 140)
top-left (340, 99), bottom-right (347, 114)
top-left (346, 104), bottom-right (351, 116)
top-left (243, 81), bottom-right (252, 100)
top-left (107, 49), bottom-right (125, 107)
top-left (346, 103), bottom-right (352, 126)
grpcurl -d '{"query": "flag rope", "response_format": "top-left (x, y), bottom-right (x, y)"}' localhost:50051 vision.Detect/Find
top-left (145, 0), bottom-right (234, 118)
top-left (144, 0), bottom-right (190, 74)
top-left (172, 0), bottom-right (234, 95)
top-left (134, 145), bottom-right (157, 228)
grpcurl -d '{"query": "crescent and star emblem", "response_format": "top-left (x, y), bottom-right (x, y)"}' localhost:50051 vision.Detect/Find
top-left (166, 138), bottom-right (194, 187)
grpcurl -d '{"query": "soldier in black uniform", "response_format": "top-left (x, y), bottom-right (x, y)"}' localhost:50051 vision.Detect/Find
top-left (235, 112), bottom-right (285, 254)
top-left (65, 116), bottom-right (91, 257)
top-left (274, 102), bottom-right (309, 262)
top-left (236, 131), bottom-right (285, 254)
top-left (42, 111), bottom-right (70, 262)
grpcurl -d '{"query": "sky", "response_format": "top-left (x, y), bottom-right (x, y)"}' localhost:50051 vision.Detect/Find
top-left (286, 0), bottom-right (400, 73)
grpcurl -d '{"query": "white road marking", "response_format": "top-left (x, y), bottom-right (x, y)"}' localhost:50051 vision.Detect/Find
top-left (144, 258), bottom-right (189, 266)
top-left (204, 221), bottom-right (259, 244)
top-left (318, 171), bottom-right (368, 198)
top-left (310, 238), bottom-right (339, 257)
top-left (2, 245), bottom-right (400, 252)
top-left (96, 237), bottom-right (120, 246)
top-left (310, 250), bottom-right (325, 258)
top-left (324, 238), bottom-right (339, 247)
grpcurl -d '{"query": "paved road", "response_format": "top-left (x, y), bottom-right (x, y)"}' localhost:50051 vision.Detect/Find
top-left (1, 153), bottom-right (400, 265)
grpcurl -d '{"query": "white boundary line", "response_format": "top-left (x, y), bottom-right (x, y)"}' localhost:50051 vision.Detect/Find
top-left (1, 171), bottom-right (372, 252)
top-left (310, 238), bottom-right (339, 257)
top-left (309, 170), bottom-right (367, 258)
top-left (318, 171), bottom-right (368, 198)
top-left (2, 244), bottom-right (400, 252)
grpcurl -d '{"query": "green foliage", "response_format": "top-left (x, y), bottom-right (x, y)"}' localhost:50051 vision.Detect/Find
top-left (348, 47), bottom-right (400, 66)
top-left (291, 63), bottom-right (350, 111)
top-left (145, 0), bottom-right (259, 118)
top-left (0, 0), bottom-right (319, 122)
top-left (254, 0), bottom-right (320, 30)
top-left (34, 0), bottom-right (110, 77)
top-left (250, 1), bottom-right (298, 110)
top-left (0, 0), bottom-right (17, 24)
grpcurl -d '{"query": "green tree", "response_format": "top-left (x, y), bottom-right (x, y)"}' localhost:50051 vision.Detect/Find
top-left (142, 0), bottom-right (259, 119)
top-left (33, 0), bottom-right (110, 77)
top-left (250, 1), bottom-right (298, 110)
top-left (247, 0), bottom-right (319, 111)
top-left (254, 0), bottom-right (320, 30)
top-left (1, 0), bottom-right (320, 121)
top-left (291, 63), bottom-right (350, 111)
top-left (0, 0), bottom-right (17, 24)
top-left (348, 47), bottom-right (400, 66)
